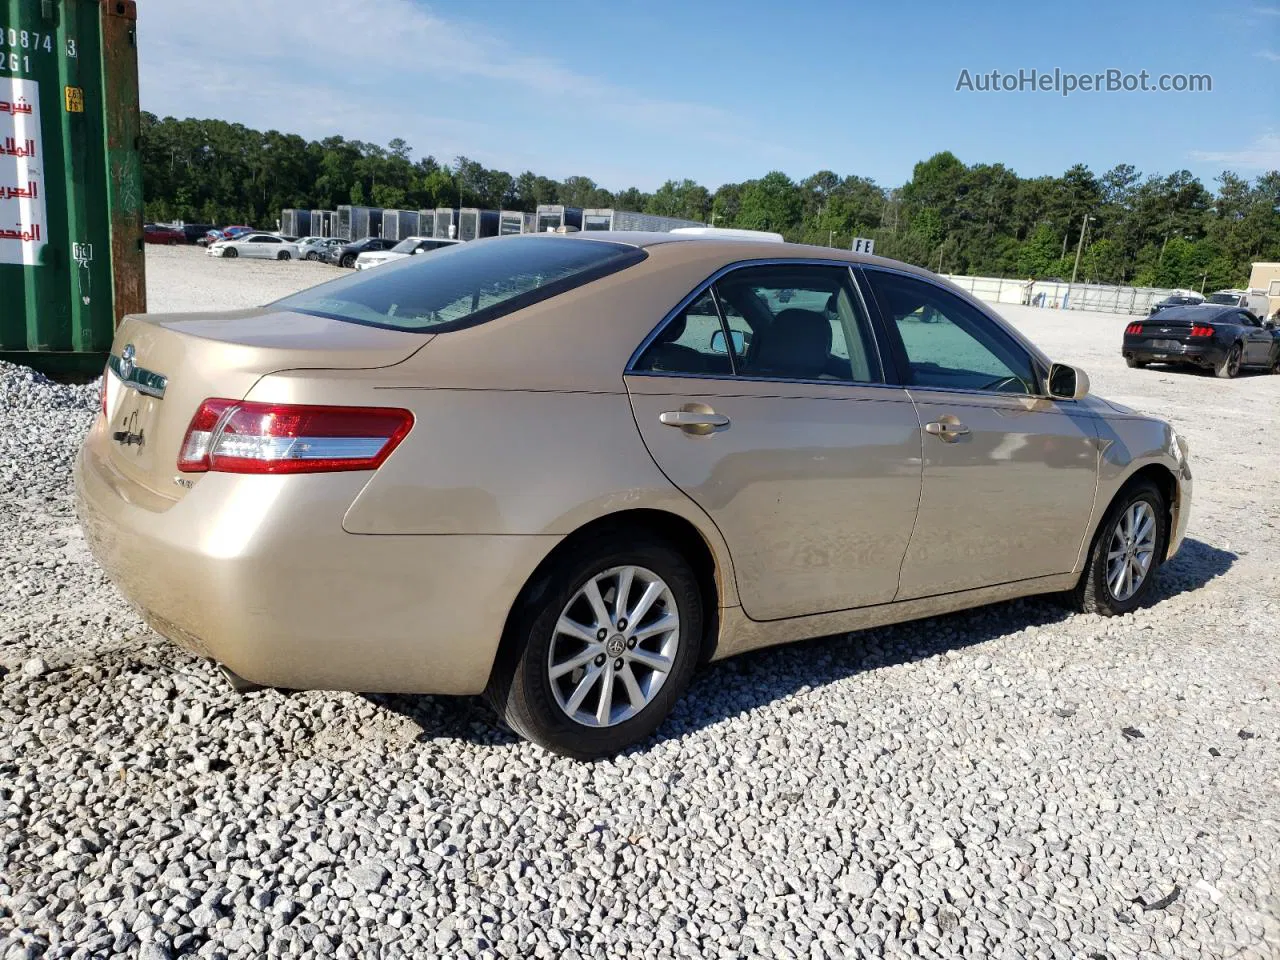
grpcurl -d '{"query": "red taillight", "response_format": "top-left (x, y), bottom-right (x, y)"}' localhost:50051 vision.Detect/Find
top-left (178, 400), bottom-right (413, 474)
top-left (1189, 324), bottom-right (1214, 337)
top-left (1125, 323), bottom-right (1143, 335)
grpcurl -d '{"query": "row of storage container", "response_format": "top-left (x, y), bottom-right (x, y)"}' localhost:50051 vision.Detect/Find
top-left (279, 205), bottom-right (705, 243)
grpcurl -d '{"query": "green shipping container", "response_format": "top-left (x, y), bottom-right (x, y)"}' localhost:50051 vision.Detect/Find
top-left (0, 0), bottom-right (144, 376)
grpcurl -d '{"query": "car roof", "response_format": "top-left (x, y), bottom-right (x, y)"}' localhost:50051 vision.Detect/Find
top-left (524, 230), bottom-right (946, 279)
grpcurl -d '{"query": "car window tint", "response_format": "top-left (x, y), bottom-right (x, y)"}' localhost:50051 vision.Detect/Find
top-left (632, 291), bottom-right (734, 376)
top-left (867, 271), bottom-right (1037, 394)
top-left (715, 265), bottom-right (878, 383)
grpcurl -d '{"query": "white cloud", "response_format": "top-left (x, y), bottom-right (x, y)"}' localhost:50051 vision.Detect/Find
top-left (1190, 134), bottom-right (1280, 169)
top-left (1258, 50), bottom-right (1280, 61)
top-left (137, 0), bottom-right (800, 189)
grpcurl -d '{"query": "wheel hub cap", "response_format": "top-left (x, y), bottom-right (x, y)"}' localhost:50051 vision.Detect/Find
top-left (547, 564), bottom-right (680, 728)
top-left (1106, 501), bottom-right (1157, 602)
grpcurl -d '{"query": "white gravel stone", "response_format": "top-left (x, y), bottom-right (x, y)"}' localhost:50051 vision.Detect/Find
top-left (1, 251), bottom-right (1278, 959)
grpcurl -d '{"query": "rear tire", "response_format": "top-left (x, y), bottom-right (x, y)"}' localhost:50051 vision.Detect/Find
top-left (1125, 357), bottom-right (1146, 369)
top-left (1072, 479), bottom-right (1169, 617)
top-left (486, 532), bottom-right (703, 759)
top-left (1215, 343), bottom-right (1242, 378)
top-left (223, 247), bottom-right (238, 259)
top-left (305, 251), bottom-right (318, 261)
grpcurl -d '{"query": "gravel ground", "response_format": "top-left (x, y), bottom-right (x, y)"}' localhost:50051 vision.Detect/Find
top-left (1, 246), bottom-right (1277, 959)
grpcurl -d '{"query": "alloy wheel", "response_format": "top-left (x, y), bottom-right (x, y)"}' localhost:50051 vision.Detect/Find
top-left (1105, 501), bottom-right (1157, 602)
top-left (547, 565), bottom-right (679, 728)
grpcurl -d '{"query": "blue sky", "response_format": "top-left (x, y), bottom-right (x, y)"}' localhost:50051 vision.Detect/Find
top-left (140, 0), bottom-right (1279, 192)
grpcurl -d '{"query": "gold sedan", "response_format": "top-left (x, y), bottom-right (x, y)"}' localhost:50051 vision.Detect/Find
top-left (76, 233), bottom-right (1192, 758)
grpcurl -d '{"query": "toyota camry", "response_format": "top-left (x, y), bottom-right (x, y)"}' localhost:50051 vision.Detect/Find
top-left (77, 233), bottom-right (1192, 758)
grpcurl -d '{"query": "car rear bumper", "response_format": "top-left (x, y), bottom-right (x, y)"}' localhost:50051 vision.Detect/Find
top-left (1123, 339), bottom-right (1224, 365)
top-left (74, 419), bottom-right (556, 695)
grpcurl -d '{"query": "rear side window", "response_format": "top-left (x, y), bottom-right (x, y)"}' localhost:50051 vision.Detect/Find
top-left (276, 236), bottom-right (644, 332)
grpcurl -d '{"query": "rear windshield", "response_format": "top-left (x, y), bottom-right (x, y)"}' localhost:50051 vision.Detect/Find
top-left (1207, 293), bottom-right (1239, 305)
top-left (274, 235), bottom-right (645, 332)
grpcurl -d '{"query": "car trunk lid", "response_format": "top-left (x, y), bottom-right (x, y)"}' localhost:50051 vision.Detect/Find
top-left (1130, 316), bottom-right (1208, 346)
top-left (102, 308), bottom-right (430, 500)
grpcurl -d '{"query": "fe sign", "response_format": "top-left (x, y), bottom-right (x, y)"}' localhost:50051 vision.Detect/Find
top-left (0, 77), bottom-right (47, 266)
top-left (852, 237), bottom-right (875, 255)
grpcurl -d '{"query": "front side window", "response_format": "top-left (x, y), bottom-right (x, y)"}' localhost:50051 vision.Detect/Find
top-left (275, 236), bottom-right (645, 332)
top-left (633, 263), bottom-right (881, 383)
top-left (866, 270), bottom-right (1037, 394)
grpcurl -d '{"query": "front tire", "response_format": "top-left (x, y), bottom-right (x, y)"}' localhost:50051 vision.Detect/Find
top-left (1072, 480), bottom-right (1168, 616)
top-left (305, 251), bottom-right (319, 261)
top-left (276, 250), bottom-right (291, 261)
top-left (340, 254), bottom-right (355, 268)
top-left (222, 247), bottom-right (238, 259)
top-left (487, 533), bottom-right (703, 759)
top-left (1215, 343), bottom-right (1242, 379)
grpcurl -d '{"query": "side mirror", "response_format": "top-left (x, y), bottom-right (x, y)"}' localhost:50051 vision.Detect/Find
top-left (1047, 362), bottom-right (1090, 400)
top-left (709, 329), bottom-right (746, 355)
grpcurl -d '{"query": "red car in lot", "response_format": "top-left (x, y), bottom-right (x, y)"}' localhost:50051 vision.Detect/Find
top-left (143, 224), bottom-right (186, 245)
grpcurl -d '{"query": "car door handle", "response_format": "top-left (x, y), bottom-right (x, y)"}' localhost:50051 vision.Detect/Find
top-left (660, 411), bottom-right (730, 428)
top-left (924, 420), bottom-right (970, 440)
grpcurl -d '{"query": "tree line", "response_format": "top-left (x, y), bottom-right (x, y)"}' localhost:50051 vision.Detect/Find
top-left (140, 111), bottom-right (1280, 290)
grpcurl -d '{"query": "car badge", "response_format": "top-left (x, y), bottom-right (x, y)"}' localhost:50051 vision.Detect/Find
top-left (119, 343), bottom-right (135, 379)
top-left (1160, 328), bottom-right (1170, 334)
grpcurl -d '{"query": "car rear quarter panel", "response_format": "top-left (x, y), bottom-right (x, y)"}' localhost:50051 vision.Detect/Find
top-left (244, 370), bottom-right (742, 611)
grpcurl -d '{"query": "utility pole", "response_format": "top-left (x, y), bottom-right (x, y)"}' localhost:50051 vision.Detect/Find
top-left (1070, 214), bottom-right (1095, 285)
top-left (828, 229), bottom-right (835, 247)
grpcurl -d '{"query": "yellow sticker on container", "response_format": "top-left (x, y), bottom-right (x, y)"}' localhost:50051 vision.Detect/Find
top-left (64, 86), bottom-right (84, 113)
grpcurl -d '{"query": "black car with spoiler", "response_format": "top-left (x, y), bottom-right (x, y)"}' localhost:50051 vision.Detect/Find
top-left (1122, 304), bottom-right (1279, 378)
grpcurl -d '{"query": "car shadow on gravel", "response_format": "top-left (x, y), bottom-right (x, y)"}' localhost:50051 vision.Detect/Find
top-left (663, 537), bottom-right (1237, 741)
top-left (368, 538), bottom-right (1235, 753)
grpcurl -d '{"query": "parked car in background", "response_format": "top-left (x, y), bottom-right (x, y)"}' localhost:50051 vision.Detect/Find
top-left (143, 223), bottom-right (186, 245)
top-left (1149, 294), bottom-right (1204, 315)
top-left (219, 226), bottom-right (254, 241)
top-left (1207, 289), bottom-right (1270, 317)
top-left (1123, 303), bottom-right (1279, 377)
top-left (324, 236), bottom-right (396, 268)
top-left (197, 229), bottom-right (225, 247)
top-left (299, 237), bottom-right (344, 261)
top-left (207, 232), bottom-right (300, 260)
top-left (181, 223), bottom-right (217, 244)
top-left (80, 232), bottom-right (1192, 757)
top-left (354, 236), bottom-right (461, 270)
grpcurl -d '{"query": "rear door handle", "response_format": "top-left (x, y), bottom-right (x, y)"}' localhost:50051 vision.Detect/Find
top-left (660, 411), bottom-right (730, 428)
top-left (924, 420), bottom-right (970, 441)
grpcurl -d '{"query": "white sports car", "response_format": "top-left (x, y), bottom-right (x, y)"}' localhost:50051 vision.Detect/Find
top-left (207, 233), bottom-right (301, 261)
top-left (354, 236), bottom-right (460, 270)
